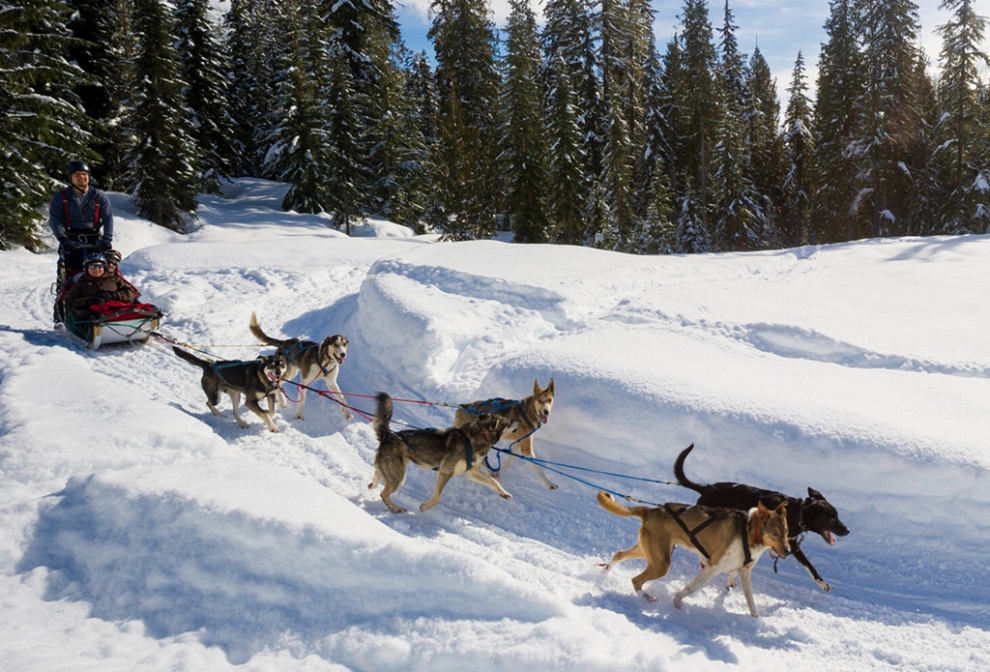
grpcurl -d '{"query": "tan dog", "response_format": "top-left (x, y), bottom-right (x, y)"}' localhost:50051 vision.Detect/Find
top-left (453, 378), bottom-right (556, 489)
top-left (369, 392), bottom-right (510, 514)
top-left (172, 346), bottom-right (287, 433)
top-left (597, 491), bottom-right (790, 617)
top-left (249, 312), bottom-right (351, 421)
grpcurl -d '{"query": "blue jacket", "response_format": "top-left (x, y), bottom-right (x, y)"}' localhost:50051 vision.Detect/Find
top-left (48, 187), bottom-right (114, 244)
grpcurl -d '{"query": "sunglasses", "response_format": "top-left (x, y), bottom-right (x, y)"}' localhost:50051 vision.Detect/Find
top-left (86, 262), bottom-right (106, 269)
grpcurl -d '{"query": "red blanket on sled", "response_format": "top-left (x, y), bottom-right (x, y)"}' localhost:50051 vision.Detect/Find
top-left (88, 300), bottom-right (159, 322)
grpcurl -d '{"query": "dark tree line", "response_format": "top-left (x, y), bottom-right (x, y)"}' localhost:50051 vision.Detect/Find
top-left (3, 0), bottom-right (988, 251)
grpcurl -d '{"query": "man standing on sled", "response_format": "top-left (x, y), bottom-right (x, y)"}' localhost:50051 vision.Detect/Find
top-left (48, 160), bottom-right (114, 279)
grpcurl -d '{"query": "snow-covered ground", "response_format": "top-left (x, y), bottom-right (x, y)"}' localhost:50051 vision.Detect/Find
top-left (1, 179), bottom-right (988, 671)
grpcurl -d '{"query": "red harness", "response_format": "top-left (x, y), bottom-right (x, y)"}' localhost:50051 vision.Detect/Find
top-left (61, 188), bottom-right (101, 233)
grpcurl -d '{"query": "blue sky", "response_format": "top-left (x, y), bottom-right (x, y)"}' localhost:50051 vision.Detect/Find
top-left (395, 0), bottom-right (970, 101)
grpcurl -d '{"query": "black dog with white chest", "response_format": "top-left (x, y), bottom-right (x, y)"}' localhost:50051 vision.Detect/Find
top-left (674, 443), bottom-right (850, 591)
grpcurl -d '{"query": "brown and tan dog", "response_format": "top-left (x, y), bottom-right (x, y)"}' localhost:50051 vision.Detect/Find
top-left (453, 378), bottom-right (556, 489)
top-left (249, 312), bottom-right (350, 421)
top-left (369, 392), bottom-right (509, 514)
top-left (673, 443), bottom-right (849, 591)
top-left (597, 491), bottom-right (790, 617)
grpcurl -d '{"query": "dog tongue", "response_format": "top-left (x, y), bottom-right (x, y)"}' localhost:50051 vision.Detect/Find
top-left (825, 531), bottom-right (836, 546)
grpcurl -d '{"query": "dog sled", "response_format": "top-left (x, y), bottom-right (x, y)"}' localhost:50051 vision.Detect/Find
top-left (61, 300), bottom-right (162, 350)
top-left (52, 256), bottom-right (162, 351)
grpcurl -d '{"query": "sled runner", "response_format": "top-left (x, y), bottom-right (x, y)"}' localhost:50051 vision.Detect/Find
top-left (62, 300), bottom-right (162, 350)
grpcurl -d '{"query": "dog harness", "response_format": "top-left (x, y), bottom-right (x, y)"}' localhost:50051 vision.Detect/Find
top-left (213, 358), bottom-right (282, 391)
top-left (463, 398), bottom-right (542, 473)
top-left (399, 428), bottom-right (475, 470)
top-left (277, 341), bottom-right (339, 382)
top-left (664, 504), bottom-right (753, 566)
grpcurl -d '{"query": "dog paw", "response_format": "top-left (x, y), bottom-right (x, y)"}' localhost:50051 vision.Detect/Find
top-left (499, 492), bottom-right (512, 500)
top-left (818, 580), bottom-right (833, 592)
top-left (342, 410), bottom-right (353, 420)
top-left (644, 592), bottom-right (659, 604)
top-left (548, 483), bottom-right (559, 491)
top-left (598, 562), bottom-right (610, 573)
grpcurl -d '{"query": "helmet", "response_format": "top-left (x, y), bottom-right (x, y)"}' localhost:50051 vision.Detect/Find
top-left (83, 252), bottom-right (107, 267)
top-left (65, 160), bottom-right (91, 178)
top-left (105, 249), bottom-right (122, 265)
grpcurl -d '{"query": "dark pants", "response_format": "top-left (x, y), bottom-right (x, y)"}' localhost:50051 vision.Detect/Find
top-left (58, 232), bottom-right (104, 281)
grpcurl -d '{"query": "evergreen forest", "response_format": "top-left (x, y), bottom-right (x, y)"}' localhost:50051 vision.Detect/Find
top-left (2, 0), bottom-right (988, 252)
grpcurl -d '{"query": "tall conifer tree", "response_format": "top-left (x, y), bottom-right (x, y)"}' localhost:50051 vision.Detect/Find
top-left (781, 52), bottom-right (815, 247)
top-left (855, 0), bottom-right (927, 237)
top-left (934, 0), bottom-right (990, 232)
top-left (500, 0), bottom-right (549, 243)
top-left (678, 0), bottom-right (718, 245)
top-left (1, 0), bottom-right (93, 247)
top-left (429, 0), bottom-right (501, 239)
top-left (176, 0), bottom-right (235, 194)
top-left (125, 0), bottom-right (200, 230)
top-left (813, 0), bottom-right (865, 243)
top-left (65, 0), bottom-right (133, 190)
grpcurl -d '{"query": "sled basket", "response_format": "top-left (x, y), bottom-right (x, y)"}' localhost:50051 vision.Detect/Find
top-left (64, 301), bottom-right (162, 351)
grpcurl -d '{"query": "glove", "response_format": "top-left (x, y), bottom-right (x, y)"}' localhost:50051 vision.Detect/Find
top-left (86, 297), bottom-right (104, 307)
top-left (99, 239), bottom-right (113, 252)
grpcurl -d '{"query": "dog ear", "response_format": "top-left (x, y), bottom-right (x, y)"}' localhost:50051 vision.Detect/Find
top-left (775, 501), bottom-right (788, 517)
top-left (756, 500), bottom-right (770, 517)
top-left (808, 487), bottom-right (824, 499)
top-left (547, 378), bottom-right (554, 394)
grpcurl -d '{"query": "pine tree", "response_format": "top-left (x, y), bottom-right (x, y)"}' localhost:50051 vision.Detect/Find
top-left (1, 0), bottom-right (93, 248)
top-left (781, 52), bottom-right (815, 247)
top-left (429, 0), bottom-right (501, 239)
top-left (404, 52), bottom-right (439, 233)
top-left (678, 0), bottom-right (719, 245)
top-left (855, 0), bottom-right (927, 238)
top-left (263, 0), bottom-right (335, 215)
top-left (746, 47), bottom-right (786, 241)
top-left (499, 0), bottom-right (549, 243)
top-left (813, 0), bottom-right (866, 243)
top-left (676, 177), bottom-right (711, 253)
top-left (124, 0), bottom-right (200, 230)
top-left (712, 0), bottom-right (762, 251)
top-left (657, 36), bottom-right (690, 202)
top-left (65, 0), bottom-right (134, 190)
top-left (600, 0), bottom-right (655, 249)
top-left (322, 0), bottom-right (404, 221)
top-left (322, 35), bottom-right (365, 232)
top-left (175, 0), bottom-right (235, 194)
top-left (224, 0), bottom-right (280, 176)
top-left (934, 0), bottom-right (990, 233)
top-left (541, 0), bottom-right (603, 192)
top-left (545, 54), bottom-right (589, 245)
top-left (630, 161), bottom-right (676, 254)
top-left (369, 46), bottom-right (429, 232)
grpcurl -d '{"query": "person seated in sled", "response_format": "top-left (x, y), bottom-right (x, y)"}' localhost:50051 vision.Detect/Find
top-left (63, 253), bottom-right (139, 320)
top-left (102, 249), bottom-right (141, 299)
top-left (48, 160), bottom-right (114, 280)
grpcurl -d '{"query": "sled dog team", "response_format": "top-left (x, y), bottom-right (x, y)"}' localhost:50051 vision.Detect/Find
top-left (174, 313), bottom-right (849, 618)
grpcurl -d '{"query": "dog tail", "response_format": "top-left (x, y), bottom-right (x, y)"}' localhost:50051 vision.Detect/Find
top-left (596, 491), bottom-right (648, 519)
top-left (248, 312), bottom-right (281, 346)
top-left (172, 345), bottom-right (210, 370)
top-left (373, 392), bottom-right (394, 443)
top-left (673, 443), bottom-right (706, 494)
